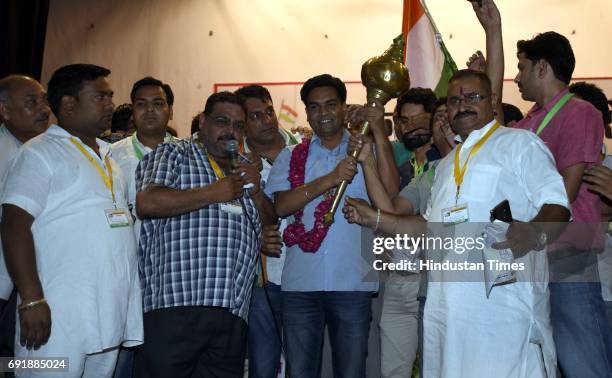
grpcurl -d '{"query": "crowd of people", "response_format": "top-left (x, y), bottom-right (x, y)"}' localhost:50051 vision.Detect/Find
top-left (0, 0), bottom-right (611, 377)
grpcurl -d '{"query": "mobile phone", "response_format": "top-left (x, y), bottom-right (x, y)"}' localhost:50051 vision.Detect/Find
top-left (490, 199), bottom-right (513, 223)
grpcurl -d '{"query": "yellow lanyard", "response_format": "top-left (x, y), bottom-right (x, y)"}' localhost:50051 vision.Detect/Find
top-left (453, 122), bottom-right (500, 202)
top-left (70, 137), bottom-right (116, 205)
top-left (410, 155), bottom-right (425, 178)
top-left (206, 153), bottom-right (226, 179)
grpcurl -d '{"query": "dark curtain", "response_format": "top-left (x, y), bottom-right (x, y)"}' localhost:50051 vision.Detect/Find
top-left (0, 0), bottom-right (50, 80)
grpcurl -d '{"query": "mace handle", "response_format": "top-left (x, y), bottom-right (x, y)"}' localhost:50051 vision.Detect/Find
top-left (323, 119), bottom-right (372, 226)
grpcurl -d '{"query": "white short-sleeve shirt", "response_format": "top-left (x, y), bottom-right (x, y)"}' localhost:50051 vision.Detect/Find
top-left (1, 124), bottom-right (143, 354)
top-left (0, 124), bottom-right (21, 299)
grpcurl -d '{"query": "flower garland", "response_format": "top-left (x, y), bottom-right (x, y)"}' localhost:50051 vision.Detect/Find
top-left (283, 138), bottom-right (334, 253)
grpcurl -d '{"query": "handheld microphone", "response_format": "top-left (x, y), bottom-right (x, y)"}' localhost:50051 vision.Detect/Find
top-left (226, 140), bottom-right (241, 170)
top-left (226, 140), bottom-right (254, 189)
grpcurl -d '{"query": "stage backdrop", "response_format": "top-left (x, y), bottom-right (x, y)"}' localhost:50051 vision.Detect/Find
top-left (41, 0), bottom-right (612, 141)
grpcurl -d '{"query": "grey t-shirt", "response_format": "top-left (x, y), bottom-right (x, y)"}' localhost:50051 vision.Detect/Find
top-left (396, 159), bottom-right (441, 298)
top-left (398, 159), bottom-right (440, 216)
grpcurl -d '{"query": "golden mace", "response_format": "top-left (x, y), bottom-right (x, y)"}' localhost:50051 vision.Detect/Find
top-left (323, 34), bottom-right (410, 226)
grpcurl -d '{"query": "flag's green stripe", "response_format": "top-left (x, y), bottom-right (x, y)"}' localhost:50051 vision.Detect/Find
top-left (434, 40), bottom-right (458, 98)
top-left (279, 113), bottom-right (296, 124)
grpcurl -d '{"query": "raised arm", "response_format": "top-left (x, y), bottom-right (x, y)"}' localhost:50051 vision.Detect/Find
top-left (349, 134), bottom-right (413, 214)
top-left (472, 0), bottom-right (504, 123)
top-left (362, 103), bottom-right (400, 196)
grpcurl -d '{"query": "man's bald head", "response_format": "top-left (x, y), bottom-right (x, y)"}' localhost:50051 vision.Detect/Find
top-left (0, 75), bottom-right (50, 143)
top-left (0, 75), bottom-right (36, 99)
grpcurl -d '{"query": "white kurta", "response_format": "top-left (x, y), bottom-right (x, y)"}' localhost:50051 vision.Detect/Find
top-left (0, 124), bottom-right (21, 299)
top-left (110, 133), bottom-right (175, 240)
top-left (423, 120), bottom-right (569, 377)
top-left (1, 125), bottom-right (143, 358)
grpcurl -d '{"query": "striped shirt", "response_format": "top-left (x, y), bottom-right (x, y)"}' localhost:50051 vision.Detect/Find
top-left (135, 136), bottom-right (262, 320)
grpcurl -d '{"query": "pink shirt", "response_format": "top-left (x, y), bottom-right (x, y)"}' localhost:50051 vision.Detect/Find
top-left (517, 88), bottom-right (604, 250)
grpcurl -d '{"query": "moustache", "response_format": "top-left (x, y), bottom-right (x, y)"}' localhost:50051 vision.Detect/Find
top-left (453, 111), bottom-right (477, 120)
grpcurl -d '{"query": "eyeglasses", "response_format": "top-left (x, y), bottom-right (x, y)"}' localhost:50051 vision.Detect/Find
top-left (447, 93), bottom-right (487, 106)
top-left (213, 116), bottom-right (245, 130)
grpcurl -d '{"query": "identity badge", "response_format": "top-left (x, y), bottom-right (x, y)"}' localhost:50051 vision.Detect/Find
top-left (442, 203), bottom-right (469, 225)
top-left (105, 208), bottom-right (131, 228)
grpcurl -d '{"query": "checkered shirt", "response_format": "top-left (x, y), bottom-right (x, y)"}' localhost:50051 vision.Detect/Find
top-left (135, 137), bottom-right (262, 321)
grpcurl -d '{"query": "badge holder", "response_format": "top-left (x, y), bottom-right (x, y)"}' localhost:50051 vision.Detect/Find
top-left (105, 208), bottom-right (131, 228)
top-left (442, 203), bottom-right (469, 225)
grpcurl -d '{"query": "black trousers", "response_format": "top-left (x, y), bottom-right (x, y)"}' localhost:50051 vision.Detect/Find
top-left (0, 291), bottom-right (16, 356)
top-left (135, 306), bottom-right (247, 378)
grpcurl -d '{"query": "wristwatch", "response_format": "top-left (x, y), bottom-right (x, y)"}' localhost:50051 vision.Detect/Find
top-left (534, 225), bottom-right (548, 251)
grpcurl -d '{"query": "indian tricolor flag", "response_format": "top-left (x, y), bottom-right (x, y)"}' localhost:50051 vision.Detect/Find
top-left (278, 100), bottom-right (298, 126)
top-left (403, 0), bottom-right (457, 97)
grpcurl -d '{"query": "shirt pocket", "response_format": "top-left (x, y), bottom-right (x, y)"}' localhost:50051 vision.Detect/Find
top-left (461, 164), bottom-right (501, 203)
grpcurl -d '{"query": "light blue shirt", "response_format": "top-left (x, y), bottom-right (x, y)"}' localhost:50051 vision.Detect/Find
top-left (265, 130), bottom-right (378, 292)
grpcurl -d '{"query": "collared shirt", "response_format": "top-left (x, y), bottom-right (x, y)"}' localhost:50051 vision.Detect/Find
top-left (0, 124), bottom-right (22, 299)
top-left (136, 136), bottom-right (262, 321)
top-left (110, 132), bottom-right (176, 240)
top-left (422, 120), bottom-right (569, 377)
top-left (265, 129), bottom-right (378, 292)
top-left (516, 89), bottom-right (603, 250)
top-left (244, 128), bottom-right (300, 285)
top-left (1, 124), bottom-right (143, 352)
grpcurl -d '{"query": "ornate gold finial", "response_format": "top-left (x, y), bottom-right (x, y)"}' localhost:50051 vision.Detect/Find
top-left (361, 34), bottom-right (411, 105)
top-left (323, 34), bottom-right (411, 226)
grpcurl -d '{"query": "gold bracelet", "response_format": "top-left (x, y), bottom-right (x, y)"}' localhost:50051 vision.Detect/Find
top-left (374, 208), bottom-right (381, 232)
top-left (18, 298), bottom-right (47, 311)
